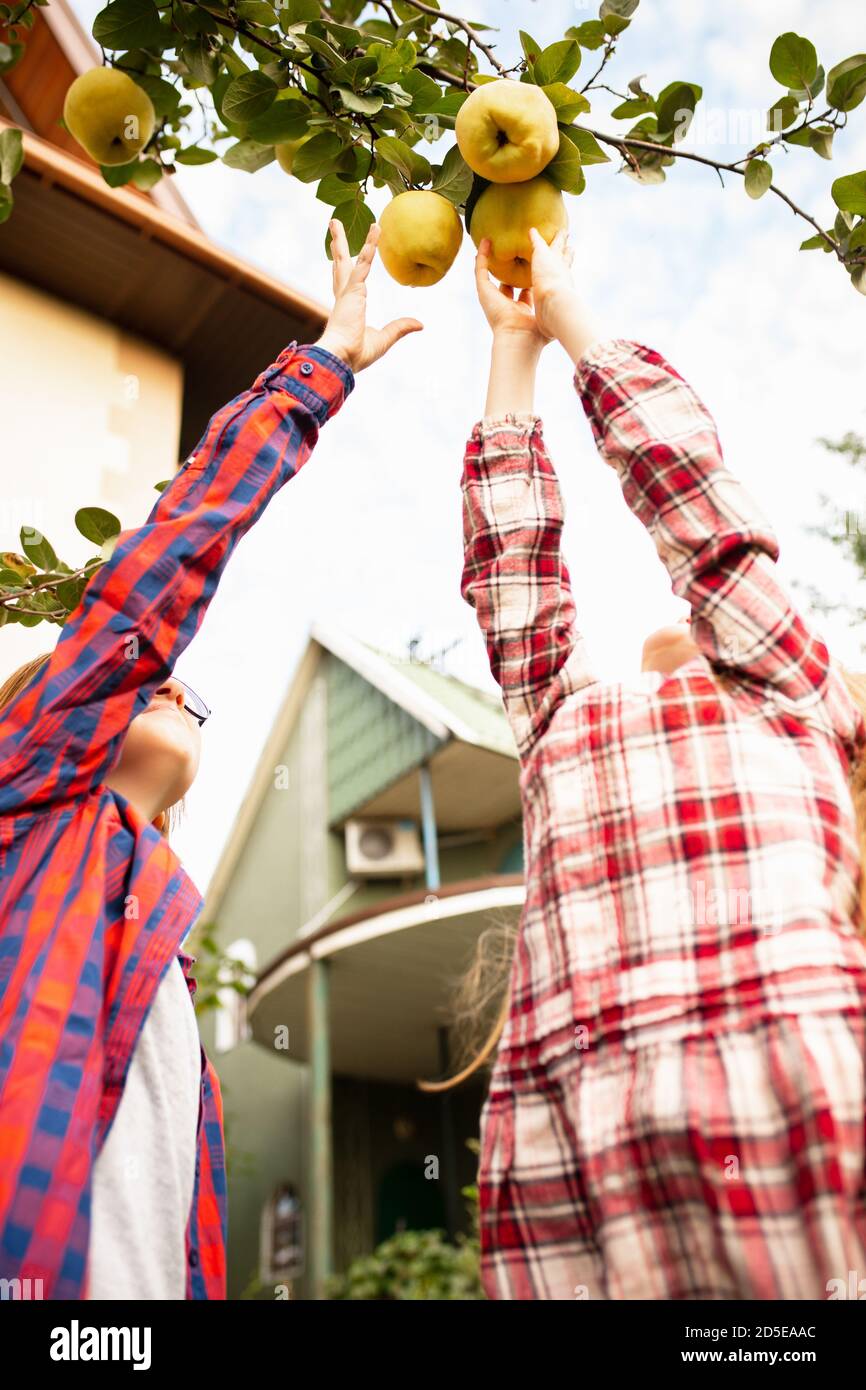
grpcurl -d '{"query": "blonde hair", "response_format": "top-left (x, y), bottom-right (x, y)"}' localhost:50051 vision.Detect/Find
top-left (0, 652), bottom-right (183, 837)
top-left (424, 667), bottom-right (866, 1094)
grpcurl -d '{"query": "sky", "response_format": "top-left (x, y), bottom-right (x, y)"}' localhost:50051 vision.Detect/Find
top-left (58, 0), bottom-right (866, 891)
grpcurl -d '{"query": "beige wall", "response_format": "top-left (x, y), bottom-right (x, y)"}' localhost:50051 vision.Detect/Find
top-left (0, 270), bottom-right (183, 680)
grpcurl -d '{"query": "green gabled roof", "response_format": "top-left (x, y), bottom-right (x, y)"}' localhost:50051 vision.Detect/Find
top-left (371, 648), bottom-right (516, 760)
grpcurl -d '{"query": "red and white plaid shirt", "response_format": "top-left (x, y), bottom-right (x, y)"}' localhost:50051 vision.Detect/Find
top-left (462, 339), bottom-right (866, 1069)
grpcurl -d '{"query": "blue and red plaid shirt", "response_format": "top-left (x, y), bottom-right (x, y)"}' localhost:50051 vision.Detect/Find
top-left (0, 343), bottom-right (353, 1298)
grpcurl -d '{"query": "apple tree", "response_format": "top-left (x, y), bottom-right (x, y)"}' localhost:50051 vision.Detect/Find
top-left (1, 0), bottom-right (865, 629)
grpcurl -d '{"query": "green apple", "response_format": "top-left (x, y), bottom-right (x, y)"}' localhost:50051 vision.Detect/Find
top-left (456, 79), bottom-right (560, 184)
top-left (470, 177), bottom-right (568, 289)
top-left (63, 68), bottom-right (155, 167)
top-left (378, 190), bottom-right (464, 287)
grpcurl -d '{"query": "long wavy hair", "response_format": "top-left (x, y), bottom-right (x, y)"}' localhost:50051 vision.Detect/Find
top-left (420, 664), bottom-right (866, 1095)
top-left (0, 652), bottom-right (183, 836)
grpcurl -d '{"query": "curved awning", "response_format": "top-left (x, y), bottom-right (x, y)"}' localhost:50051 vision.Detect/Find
top-left (247, 875), bottom-right (525, 1084)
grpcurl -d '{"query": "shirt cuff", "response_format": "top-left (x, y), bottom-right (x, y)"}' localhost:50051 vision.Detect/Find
top-left (259, 342), bottom-right (355, 425)
top-left (473, 413), bottom-right (541, 440)
top-left (573, 338), bottom-right (649, 395)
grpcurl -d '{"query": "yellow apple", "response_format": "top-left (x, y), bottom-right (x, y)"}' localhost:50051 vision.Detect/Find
top-left (63, 68), bottom-right (155, 167)
top-left (456, 79), bottom-right (560, 184)
top-left (378, 190), bottom-right (464, 287)
top-left (470, 176), bottom-right (568, 289)
top-left (275, 134), bottom-right (313, 175)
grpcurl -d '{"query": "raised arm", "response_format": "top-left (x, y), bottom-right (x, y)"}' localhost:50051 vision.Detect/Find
top-left (528, 232), bottom-right (831, 707)
top-left (0, 223), bottom-right (422, 813)
top-left (461, 239), bottom-right (598, 757)
top-left (574, 341), bottom-right (830, 703)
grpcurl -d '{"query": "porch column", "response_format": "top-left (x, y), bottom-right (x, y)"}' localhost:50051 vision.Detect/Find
top-left (308, 956), bottom-right (333, 1298)
top-left (419, 762), bottom-right (440, 891)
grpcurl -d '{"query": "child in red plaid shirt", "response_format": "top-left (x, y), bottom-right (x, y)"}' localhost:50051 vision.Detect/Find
top-left (461, 230), bottom-right (866, 1300)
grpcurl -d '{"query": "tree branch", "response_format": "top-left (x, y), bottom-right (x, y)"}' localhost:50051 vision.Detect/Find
top-left (398, 0), bottom-right (507, 75)
top-left (587, 126), bottom-right (840, 256)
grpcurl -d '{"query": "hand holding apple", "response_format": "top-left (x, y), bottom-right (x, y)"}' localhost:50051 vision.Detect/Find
top-left (527, 227), bottom-right (601, 366)
top-left (317, 221), bottom-right (424, 374)
top-left (474, 239), bottom-right (549, 354)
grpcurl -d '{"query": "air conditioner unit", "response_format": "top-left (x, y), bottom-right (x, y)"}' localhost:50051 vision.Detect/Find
top-left (345, 818), bottom-right (426, 878)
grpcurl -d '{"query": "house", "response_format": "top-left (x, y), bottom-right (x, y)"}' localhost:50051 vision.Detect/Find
top-left (0, 0), bottom-right (326, 677)
top-left (200, 625), bottom-right (525, 1298)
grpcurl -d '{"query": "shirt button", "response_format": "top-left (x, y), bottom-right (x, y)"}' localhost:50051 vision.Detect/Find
top-left (300, 361), bottom-right (314, 377)
top-left (189, 1250), bottom-right (199, 1268)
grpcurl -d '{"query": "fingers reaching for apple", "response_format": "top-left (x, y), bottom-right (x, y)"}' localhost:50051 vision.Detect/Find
top-left (527, 226), bottom-right (580, 345)
top-left (474, 238), bottom-right (550, 350)
top-left (317, 221), bottom-right (424, 375)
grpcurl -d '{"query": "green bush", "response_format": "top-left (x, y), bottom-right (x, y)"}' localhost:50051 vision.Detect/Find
top-left (326, 1225), bottom-right (484, 1301)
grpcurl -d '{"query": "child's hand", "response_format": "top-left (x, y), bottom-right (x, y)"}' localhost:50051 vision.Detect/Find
top-left (475, 238), bottom-right (550, 353)
top-left (528, 228), bottom-right (579, 344)
top-left (318, 221), bottom-right (423, 373)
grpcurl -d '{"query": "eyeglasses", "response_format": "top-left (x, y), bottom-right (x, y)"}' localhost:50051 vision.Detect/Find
top-left (174, 678), bottom-right (211, 727)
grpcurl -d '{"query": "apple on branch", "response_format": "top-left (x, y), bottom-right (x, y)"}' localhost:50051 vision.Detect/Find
top-left (378, 190), bottom-right (464, 287)
top-left (469, 177), bottom-right (568, 289)
top-left (63, 68), bottom-right (155, 167)
top-left (456, 79), bottom-right (560, 185)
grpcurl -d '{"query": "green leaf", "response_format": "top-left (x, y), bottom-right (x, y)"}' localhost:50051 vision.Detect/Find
top-left (181, 37), bottom-right (220, 86)
top-left (92, 0), bottom-right (163, 51)
top-left (0, 568), bottom-right (25, 590)
top-left (236, 0), bottom-right (275, 22)
top-left (415, 90), bottom-right (468, 124)
top-left (744, 158), bottom-right (773, 199)
top-left (331, 196), bottom-right (374, 256)
top-left (611, 97), bottom-right (653, 119)
top-left (532, 40), bottom-right (580, 87)
top-left (601, 0), bottom-right (640, 16)
top-left (799, 232), bottom-right (834, 252)
top-left (56, 576), bottom-right (88, 613)
top-left (769, 33), bottom-right (818, 91)
top-left (20, 526), bottom-right (58, 571)
top-left (316, 173), bottom-right (361, 205)
top-left (850, 264), bottom-right (866, 296)
top-left (826, 56), bottom-right (866, 113)
top-left (0, 183), bottom-right (12, 225)
top-left (174, 146), bottom-right (218, 164)
top-left (130, 74), bottom-right (180, 120)
top-left (566, 21), bottom-right (606, 52)
top-left (656, 81), bottom-right (701, 138)
top-left (75, 507), bottom-right (122, 547)
top-left (130, 158), bottom-right (162, 189)
top-left (519, 31), bottom-right (542, 65)
top-left (0, 126), bottom-right (23, 184)
top-left (545, 134), bottom-right (585, 195)
top-left (222, 71), bottom-right (277, 124)
top-left (848, 221), bottom-right (866, 251)
top-left (288, 0), bottom-right (320, 19)
top-left (246, 98), bottom-right (311, 144)
top-left (374, 135), bottom-right (432, 185)
top-left (832, 171), bottom-right (866, 218)
top-left (292, 130), bottom-right (345, 182)
top-left (100, 160), bottom-right (139, 188)
top-left (222, 139), bottom-right (275, 172)
top-left (542, 83), bottom-right (590, 120)
top-left (332, 86), bottom-right (384, 115)
top-left (602, 14), bottom-right (631, 37)
top-left (398, 68), bottom-right (442, 113)
top-left (431, 143), bottom-right (472, 205)
top-left (767, 96), bottom-right (799, 132)
top-left (561, 125), bottom-right (610, 166)
top-left (808, 125), bottom-right (834, 161)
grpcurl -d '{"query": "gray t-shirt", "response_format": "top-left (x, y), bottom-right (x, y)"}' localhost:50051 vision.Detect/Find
top-left (87, 957), bottom-right (202, 1300)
